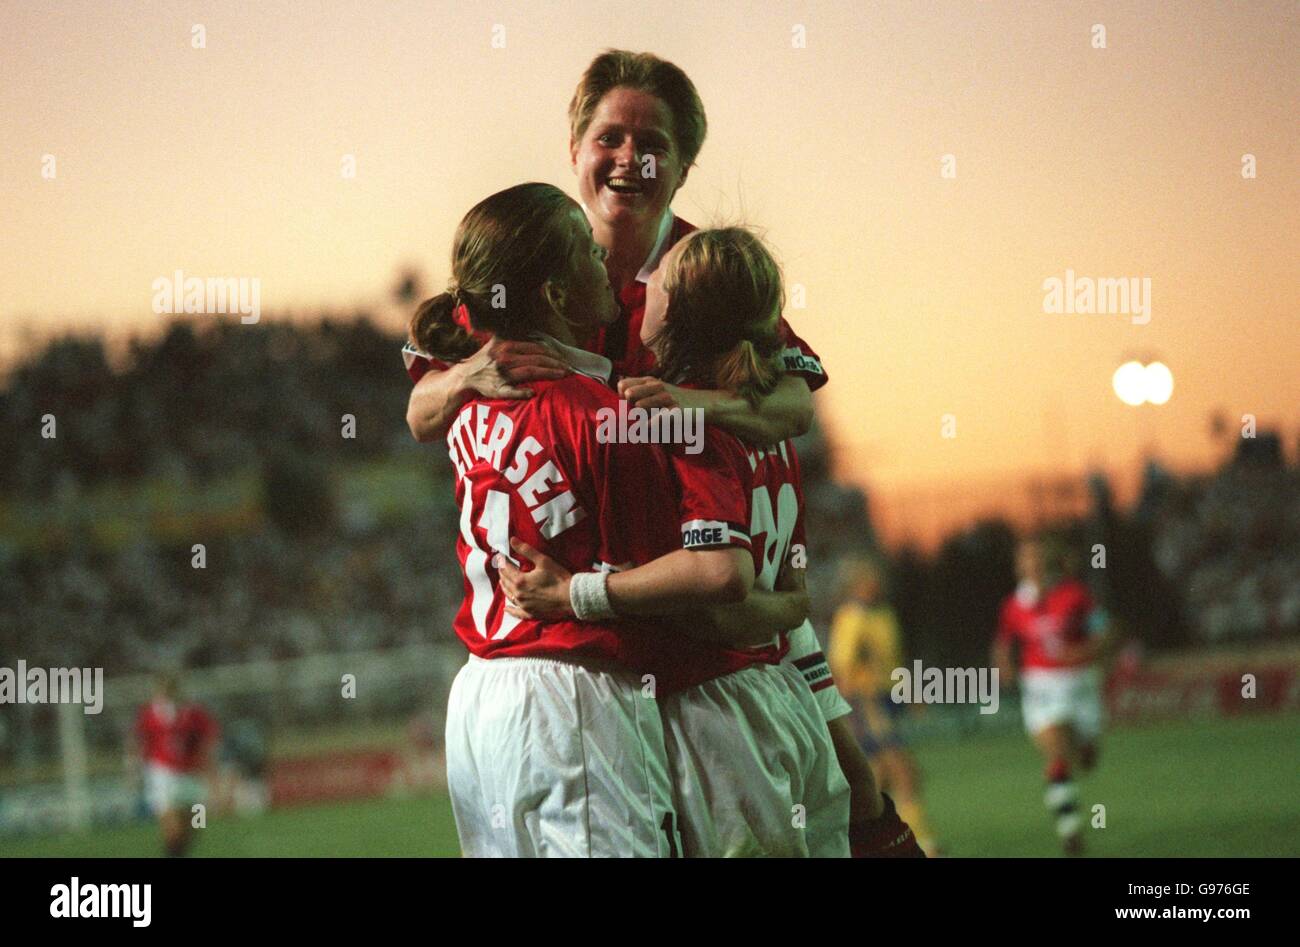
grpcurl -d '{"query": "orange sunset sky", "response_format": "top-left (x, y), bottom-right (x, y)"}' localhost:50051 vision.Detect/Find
top-left (2, 1), bottom-right (1297, 543)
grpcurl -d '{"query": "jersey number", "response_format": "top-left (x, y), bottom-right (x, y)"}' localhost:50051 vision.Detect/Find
top-left (460, 488), bottom-right (521, 640)
top-left (750, 482), bottom-right (799, 591)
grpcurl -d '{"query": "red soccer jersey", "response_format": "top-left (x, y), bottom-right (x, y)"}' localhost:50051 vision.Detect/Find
top-left (445, 364), bottom-right (675, 665)
top-left (402, 212), bottom-right (829, 392)
top-left (135, 700), bottom-right (219, 772)
top-left (633, 426), bottom-right (800, 694)
top-left (996, 578), bottom-right (1100, 671)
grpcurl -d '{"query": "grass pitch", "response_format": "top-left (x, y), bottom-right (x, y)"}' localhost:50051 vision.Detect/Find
top-left (3, 713), bottom-right (1294, 858)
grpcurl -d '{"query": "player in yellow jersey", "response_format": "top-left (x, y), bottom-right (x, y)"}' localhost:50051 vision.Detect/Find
top-left (828, 556), bottom-right (942, 856)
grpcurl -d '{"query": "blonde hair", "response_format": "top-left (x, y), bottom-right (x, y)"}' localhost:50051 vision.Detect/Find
top-left (568, 50), bottom-right (707, 170)
top-left (409, 183), bottom-right (582, 362)
top-left (652, 227), bottom-right (784, 405)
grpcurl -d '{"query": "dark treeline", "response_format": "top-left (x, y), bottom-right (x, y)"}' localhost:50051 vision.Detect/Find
top-left (0, 318), bottom-right (416, 497)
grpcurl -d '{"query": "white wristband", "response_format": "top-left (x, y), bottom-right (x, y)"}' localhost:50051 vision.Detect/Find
top-left (569, 571), bottom-right (615, 621)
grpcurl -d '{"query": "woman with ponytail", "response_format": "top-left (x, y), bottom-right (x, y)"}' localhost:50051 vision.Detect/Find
top-left (427, 183), bottom-right (817, 857)
top-left (650, 228), bottom-right (924, 857)
top-left (411, 49), bottom-right (914, 857)
top-left (501, 226), bottom-right (924, 857)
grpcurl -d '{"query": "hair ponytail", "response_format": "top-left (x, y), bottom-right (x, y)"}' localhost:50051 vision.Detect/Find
top-left (654, 227), bottom-right (786, 402)
top-left (715, 338), bottom-right (781, 406)
top-left (416, 183), bottom-right (581, 356)
top-left (409, 292), bottom-right (480, 364)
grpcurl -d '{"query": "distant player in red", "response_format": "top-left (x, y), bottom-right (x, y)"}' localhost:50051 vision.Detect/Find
top-left (135, 671), bottom-right (219, 857)
top-left (994, 535), bottom-right (1114, 855)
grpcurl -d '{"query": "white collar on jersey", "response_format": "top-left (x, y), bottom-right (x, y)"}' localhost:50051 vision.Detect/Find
top-left (401, 336), bottom-right (612, 386)
top-left (530, 333), bottom-right (613, 386)
top-left (1015, 579), bottom-right (1041, 608)
top-left (635, 208), bottom-right (676, 283)
top-left (578, 202), bottom-right (675, 285)
top-left (401, 340), bottom-right (429, 370)
top-left (152, 698), bottom-right (177, 724)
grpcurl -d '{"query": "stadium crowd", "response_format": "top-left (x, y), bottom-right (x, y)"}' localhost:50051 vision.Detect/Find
top-left (1148, 452), bottom-right (1300, 642)
top-left (1, 320), bottom-right (1295, 715)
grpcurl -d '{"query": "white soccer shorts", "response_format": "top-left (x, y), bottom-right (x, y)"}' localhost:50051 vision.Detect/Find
top-left (144, 763), bottom-right (206, 816)
top-left (783, 619), bottom-right (853, 722)
top-left (661, 661), bottom-right (851, 858)
top-left (444, 654), bottom-right (679, 858)
top-left (1019, 666), bottom-right (1105, 740)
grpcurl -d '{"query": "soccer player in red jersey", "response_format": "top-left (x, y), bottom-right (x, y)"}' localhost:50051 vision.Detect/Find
top-left (501, 228), bottom-right (923, 857)
top-left (134, 671), bottom-right (219, 857)
top-left (416, 182), bottom-right (790, 857)
top-left (994, 535), bottom-right (1115, 855)
top-left (403, 50), bottom-right (915, 856)
top-left (403, 50), bottom-right (825, 450)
